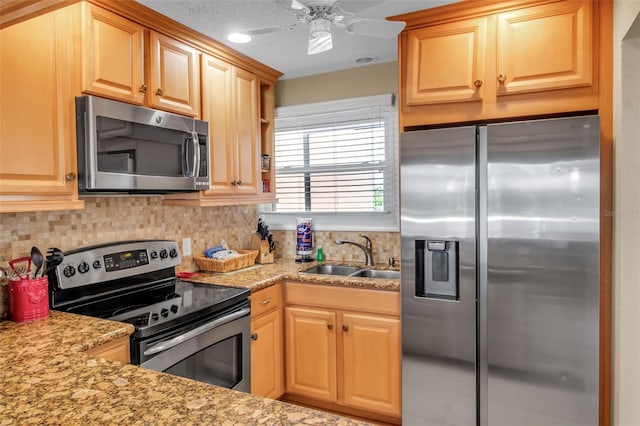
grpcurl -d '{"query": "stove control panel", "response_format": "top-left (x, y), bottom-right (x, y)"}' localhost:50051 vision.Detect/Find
top-left (54, 240), bottom-right (181, 290)
top-left (109, 296), bottom-right (183, 328)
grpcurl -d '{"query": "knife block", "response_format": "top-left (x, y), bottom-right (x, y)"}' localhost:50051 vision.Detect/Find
top-left (251, 233), bottom-right (274, 264)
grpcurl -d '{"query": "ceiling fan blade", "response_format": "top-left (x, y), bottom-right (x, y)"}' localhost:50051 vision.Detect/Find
top-left (308, 32), bottom-right (333, 55)
top-left (243, 22), bottom-right (304, 37)
top-left (275, 0), bottom-right (310, 13)
top-left (345, 18), bottom-right (406, 38)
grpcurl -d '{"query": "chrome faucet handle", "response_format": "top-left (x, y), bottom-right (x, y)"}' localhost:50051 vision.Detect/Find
top-left (360, 235), bottom-right (372, 250)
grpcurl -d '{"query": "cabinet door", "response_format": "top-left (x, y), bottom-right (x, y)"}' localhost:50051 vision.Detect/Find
top-left (81, 3), bottom-right (145, 104)
top-left (149, 31), bottom-right (200, 117)
top-left (405, 17), bottom-right (487, 105)
top-left (285, 307), bottom-right (337, 402)
top-left (232, 68), bottom-right (260, 195)
top-left (0, 8), bottom-right (83, 212)
top-left (251, 309), bottom-right (284, 399)
top-left (496, 0), bottom-right (592, 95)
top-left (341, 313), bottom-right (401, 417)
top-left (201, 54), bottom-right (236, 196)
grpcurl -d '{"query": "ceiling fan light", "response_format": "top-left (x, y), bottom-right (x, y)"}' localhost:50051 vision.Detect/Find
top-left (227, 32), bottom-right (252, 44)
top-left (309, 18), bottom-right (331, 40)
top-left (308, 33), bottom-right (332, 55)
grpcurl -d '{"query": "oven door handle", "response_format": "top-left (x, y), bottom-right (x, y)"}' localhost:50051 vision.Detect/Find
top-left (143, 307), bottom-right (250, 356)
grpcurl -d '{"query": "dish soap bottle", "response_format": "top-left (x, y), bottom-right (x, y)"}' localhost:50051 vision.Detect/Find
top-left (316, 247), bottom-right (325, 263)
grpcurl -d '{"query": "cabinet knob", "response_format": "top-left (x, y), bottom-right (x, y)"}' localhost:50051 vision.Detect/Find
top-left (258, 298), bottom-right (271, 305)
top-left (237, 180), bottom-right (242, 186)
top-left (231, 180), bottom-right (237, 186)
top-left (65, 172), bottom-right (77, 181)
top-left (156, 88), bottom-right (164, 96)
top-left (497, 74), bottom-right (507, 84)
top-left (139, 84), bottom-right (148, 93)
top-left (473, 79), bottom-right (483, 88)
top-left (327, 324), bottom-right (333, 330)
top-left (342, 324), bottom-right (349, 332)
top-left (251, 333), bottom-right (258, 341)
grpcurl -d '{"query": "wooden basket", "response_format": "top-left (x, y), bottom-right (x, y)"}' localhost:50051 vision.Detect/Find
top-left (193, 249), bottom-right (258, 273)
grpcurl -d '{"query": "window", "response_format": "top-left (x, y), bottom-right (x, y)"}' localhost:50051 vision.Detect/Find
top-left (260, 94), bottom-right (398, 231)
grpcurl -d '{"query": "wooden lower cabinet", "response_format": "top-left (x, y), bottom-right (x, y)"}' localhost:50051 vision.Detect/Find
top-left (341, 313), bottom-right (401, 416)
top-left (84, 336), bottom-right (130, 364)
top-left (250, 284), bottom-right (284, 399)
top-left (285, 307), bottom-right (337, 402)
top-left (284, 282), bottom-right (401, 420)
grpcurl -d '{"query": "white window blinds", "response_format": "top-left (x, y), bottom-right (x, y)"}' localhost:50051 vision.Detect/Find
top-left (260, 94), bottom-right (398, 231)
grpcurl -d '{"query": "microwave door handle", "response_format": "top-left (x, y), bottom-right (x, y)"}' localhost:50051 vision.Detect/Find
top-left (182, 136), bottom-right (189, 177)
top-left (191, 131), bottom-right (200, 179)
top-left (143, 307), bottom-right (250, 356)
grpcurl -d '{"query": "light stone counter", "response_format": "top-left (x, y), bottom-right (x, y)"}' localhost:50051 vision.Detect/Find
top-left (0, 311), bottom-right (366, 425)
top-left (183, 258), bottom-right (400, 292)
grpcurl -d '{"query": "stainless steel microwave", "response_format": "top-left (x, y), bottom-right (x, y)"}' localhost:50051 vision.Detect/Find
top-left (75, 95), bottom-right (210, 193)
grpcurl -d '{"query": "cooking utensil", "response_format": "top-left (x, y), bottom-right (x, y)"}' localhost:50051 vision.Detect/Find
top-left (9, 257), bottom-right (32, 280)
top-left (45, 247), bottom-right (64, 275)
top-left (31, 246), bottom-right (44, 278)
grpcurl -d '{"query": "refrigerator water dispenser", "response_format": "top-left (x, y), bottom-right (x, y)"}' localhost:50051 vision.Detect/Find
top-left (415, 239), bottom-right (459, 300)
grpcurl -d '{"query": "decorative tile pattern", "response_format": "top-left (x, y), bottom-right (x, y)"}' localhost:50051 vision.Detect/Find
top-left (270, 230), bottom-right (400, 265)
top-left (0, 197), bottom-right (259, 272)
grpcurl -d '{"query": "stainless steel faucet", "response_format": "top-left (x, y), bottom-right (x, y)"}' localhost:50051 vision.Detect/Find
top-left (335, 235), bottom-right (373, 266)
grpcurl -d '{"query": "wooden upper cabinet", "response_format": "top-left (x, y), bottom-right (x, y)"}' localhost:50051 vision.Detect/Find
top-left (232, 67), bottom-right (260, 196)
top-left (496, 0), bottom-right (592, 96)
top-left (81, 4), bottom-right (200, 117)
top-left (81, 3), bottom-right (145, 104)
top-left (406, 17), bottom-right (488, 105)
top-left (393, 0), bottom-right (599, 128)
top-left (201, 54), bottom-right (235, 196)
top-left (148, 31), bottom-right (200, 117)
top-left (0, 6), bottom-right (84, 212)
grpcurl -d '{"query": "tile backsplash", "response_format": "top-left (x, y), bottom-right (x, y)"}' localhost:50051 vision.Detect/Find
top-left (0, 197), bottom-right (258, 271)
top-left (0, 197), bottom-right (400, 271)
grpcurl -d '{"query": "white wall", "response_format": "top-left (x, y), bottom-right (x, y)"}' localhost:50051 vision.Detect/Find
top-left (613, 2), bottom-right (640, 425)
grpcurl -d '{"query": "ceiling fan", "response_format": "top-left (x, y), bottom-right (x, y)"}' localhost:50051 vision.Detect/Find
top-left (227, 0), bottom-right (406, 55)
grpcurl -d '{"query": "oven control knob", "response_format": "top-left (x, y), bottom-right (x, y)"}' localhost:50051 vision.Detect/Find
top-left (169, 248), bottom-right (178, 258)
top-left (63, 265), bottom-right (76, 277)
top-left (150, 250), bottom-right (158, 260)
top-left (159, 249), bottom-right (168, 259)
top-left (78, 262), bottom-right (90, 274)
top-left (170, 304), bottom-right (179, 314)
top-left (160, 308), bottom-right (169, 318)
top-left (151, 313), bottom-right (159, 321)
top-left (92, 260), bottom-right (102, 270)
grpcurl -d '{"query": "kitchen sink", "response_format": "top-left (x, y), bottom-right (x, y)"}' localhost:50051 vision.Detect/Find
top-left (301, 264), bottom-right (400, 279)
top-left (349, 269), bottom-right (401, 279)
top-left (301, 265), bottom-right (361, 276)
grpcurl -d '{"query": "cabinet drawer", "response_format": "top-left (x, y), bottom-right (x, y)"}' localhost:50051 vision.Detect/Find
top-left (251, 284), bottom-right (281, 316)
top-left (84, 336), bottom-right (130, 364)
top-left (284, 282), bottom-right (400, 316)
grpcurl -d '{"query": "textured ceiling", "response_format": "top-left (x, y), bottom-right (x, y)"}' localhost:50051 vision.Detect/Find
top-left (136, 0), bottom-right (454, 79)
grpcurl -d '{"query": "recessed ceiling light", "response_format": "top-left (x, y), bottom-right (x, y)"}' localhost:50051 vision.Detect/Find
top-left (227, 33), bottom-right (251, 44)
top-left (354, 56), bottom-right (378, 64)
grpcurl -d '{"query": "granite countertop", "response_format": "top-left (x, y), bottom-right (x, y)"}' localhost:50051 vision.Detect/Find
top-left (0, 311), bottom-right (367, 425)
top-left (184, 258), bottom-right (400, 292)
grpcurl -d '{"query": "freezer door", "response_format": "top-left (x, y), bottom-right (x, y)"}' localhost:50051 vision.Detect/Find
top-left (400, 126), bottom-right (477, 426)
top-left (485, 116), bottom-right (599, 426)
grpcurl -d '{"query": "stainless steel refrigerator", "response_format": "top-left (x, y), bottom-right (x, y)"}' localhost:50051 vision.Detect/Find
top-left (400, 115), bottom-right (599, 426)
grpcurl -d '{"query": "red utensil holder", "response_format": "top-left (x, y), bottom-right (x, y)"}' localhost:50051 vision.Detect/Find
top-left (9, 276), bottom-right (49, 322)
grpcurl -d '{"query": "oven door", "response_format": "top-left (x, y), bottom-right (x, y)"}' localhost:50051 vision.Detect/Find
top-left (138, 303), bottom-right (250, 392)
